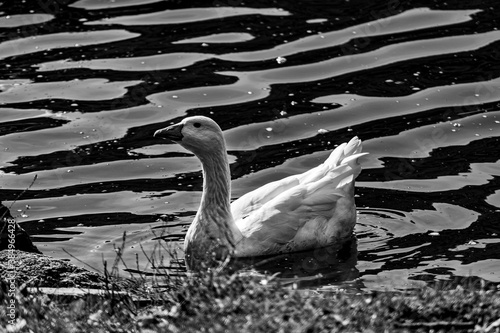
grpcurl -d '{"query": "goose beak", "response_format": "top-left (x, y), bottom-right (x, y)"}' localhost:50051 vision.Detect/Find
top-left (154, 123), bottom-right (184, 141)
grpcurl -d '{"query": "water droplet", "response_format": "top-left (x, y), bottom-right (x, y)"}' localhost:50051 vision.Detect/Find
top-left (276, 56), bottom-right (287, 64)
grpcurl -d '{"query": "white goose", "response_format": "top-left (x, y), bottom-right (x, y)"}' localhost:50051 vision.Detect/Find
top-left (154, 116), bottom-right (367, 270)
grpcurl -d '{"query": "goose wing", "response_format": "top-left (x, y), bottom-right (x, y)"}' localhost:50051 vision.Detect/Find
top-left (231, 137), bottom-right (366, 250)
top-left (231, 137), bottom-right (365, 220)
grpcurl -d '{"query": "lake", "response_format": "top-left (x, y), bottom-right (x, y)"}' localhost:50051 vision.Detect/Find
top-left (0, 0), bottom-right (499, 291)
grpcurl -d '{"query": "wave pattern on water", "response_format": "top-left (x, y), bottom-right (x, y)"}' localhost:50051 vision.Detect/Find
top-left (0, 0), bottom-right (499, 291)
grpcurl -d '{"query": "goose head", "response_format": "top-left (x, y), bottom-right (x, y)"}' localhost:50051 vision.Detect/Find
top-left (154, 116), bottom-right (226, 157)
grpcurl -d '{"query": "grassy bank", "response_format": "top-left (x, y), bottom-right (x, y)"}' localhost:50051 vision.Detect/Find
top-left (1, 268), bottom-right (500, 333)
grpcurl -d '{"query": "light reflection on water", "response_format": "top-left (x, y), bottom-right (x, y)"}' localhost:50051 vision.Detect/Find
top-left (0, 1), bottom-right (499, 291)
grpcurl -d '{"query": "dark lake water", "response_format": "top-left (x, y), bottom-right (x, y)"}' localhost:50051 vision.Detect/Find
top-left (1, 0), bottom-right (499, 291)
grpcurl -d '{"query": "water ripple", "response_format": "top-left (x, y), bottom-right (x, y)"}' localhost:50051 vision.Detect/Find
top-left (0, 0), bottom-right (499, 290)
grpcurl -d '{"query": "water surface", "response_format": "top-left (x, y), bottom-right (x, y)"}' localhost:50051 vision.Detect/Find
top-left (1, 0), bottom-right (499, 291)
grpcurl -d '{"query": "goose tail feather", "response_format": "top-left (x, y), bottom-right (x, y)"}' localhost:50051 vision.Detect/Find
top-left (325, 136), bottom-right (367, 176)
top-left (325, 137), bottom-right (362, 166)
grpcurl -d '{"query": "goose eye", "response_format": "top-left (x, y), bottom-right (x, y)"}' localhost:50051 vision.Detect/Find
top-left (193, 122), bottom-right (201, 128)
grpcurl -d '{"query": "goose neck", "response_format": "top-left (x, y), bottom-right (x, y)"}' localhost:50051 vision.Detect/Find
top-left (198, 150), bottom-right (231, 215)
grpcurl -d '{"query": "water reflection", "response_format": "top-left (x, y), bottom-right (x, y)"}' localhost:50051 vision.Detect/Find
top-left (0, 1), bottom-right (499, 291)
top-left (236, 238), bottom-right (359, 289)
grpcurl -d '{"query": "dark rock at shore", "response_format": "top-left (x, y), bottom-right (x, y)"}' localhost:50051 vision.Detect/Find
top-left (0, 202), bottom-right (41, 254)
top-left (0, 249), bottom-right (107, 289)
top-left (0, 203), bottom-right (124, 291)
